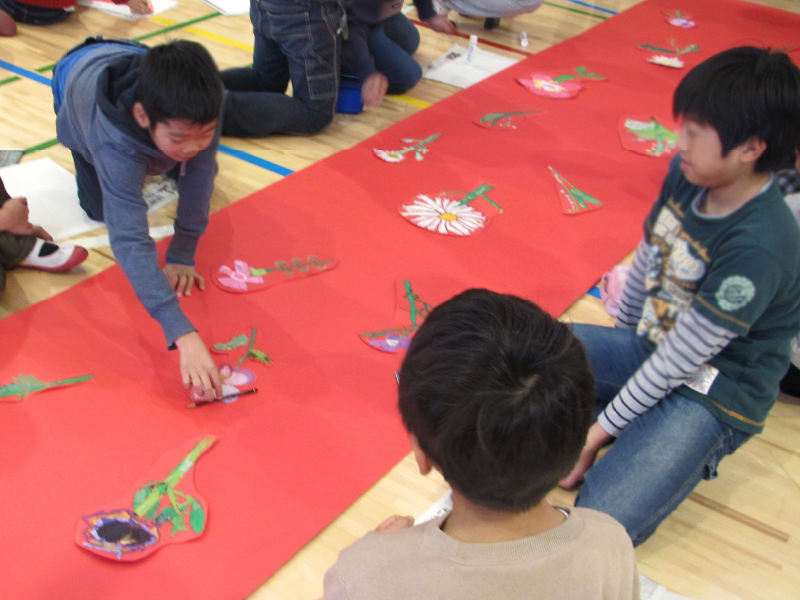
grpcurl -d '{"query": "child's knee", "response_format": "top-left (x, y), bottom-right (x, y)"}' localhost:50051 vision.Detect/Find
top-left (388, 63), bottom-right (423, 95)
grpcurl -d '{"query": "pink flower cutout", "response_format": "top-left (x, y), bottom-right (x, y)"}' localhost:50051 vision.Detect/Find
top-left (217, 260), bottom-right (264, 291)
top-left (518, 74), bottom-right (582, 99)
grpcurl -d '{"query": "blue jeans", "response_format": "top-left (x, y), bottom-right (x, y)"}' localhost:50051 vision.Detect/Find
top-left (367, 13), bottom-right (421, 95)
top-left (221, 0), bottom-right (343, 137)
top-left (0, 0), bottom-right (69, 25)
top-left (571, 324), bottom-right (752, 546)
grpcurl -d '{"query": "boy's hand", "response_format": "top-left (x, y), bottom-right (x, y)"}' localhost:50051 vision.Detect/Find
top-left (127, 0), bottom-right (153, 14)
top-left (0, 197), bottom-right (34, 235)
top-left (375, 515), bottom-right (415, 532)
top-left (558, 422), bottom-right (613, 490)
top-left (164, 263), bottom-right (205, 297)
top-left (362, 72), bottom-right (389, 108)
top-left (425, 15), bottom-right (456, 34)
top-left (175, 331), bottom-right (223, 398)
top-left (32, 225), bottom-right (53, 241)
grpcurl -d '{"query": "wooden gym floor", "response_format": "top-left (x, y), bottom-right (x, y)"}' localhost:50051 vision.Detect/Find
top-left (1, 1), bottom-right (798, 598)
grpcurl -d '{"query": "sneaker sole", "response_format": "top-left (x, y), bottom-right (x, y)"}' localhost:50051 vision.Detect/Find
top-left (19, 246), bottom-right (89, 273)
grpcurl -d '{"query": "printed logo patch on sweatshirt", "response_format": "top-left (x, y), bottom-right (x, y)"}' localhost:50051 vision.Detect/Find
top-left (715, 276), bottom-right (755, 311)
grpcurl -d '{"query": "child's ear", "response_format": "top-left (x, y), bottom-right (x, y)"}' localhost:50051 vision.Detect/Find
top-left (739, 136), bottom-right (767, 166)
top-left (132, 102), bottom-right (151, 129)
top-left (409, 434), bottom-right (435, 475)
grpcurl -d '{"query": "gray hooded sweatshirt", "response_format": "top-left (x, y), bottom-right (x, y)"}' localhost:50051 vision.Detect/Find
top-left (56, 44), bottom-right (221, 348)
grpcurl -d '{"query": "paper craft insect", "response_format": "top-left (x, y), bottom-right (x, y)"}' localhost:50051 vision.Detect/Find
top-left (212, 255), bottom-right (338, 293)
top-left (0, 373), bottom-right (93, 402)
top-left (549, 167), bottom-right (603, 215)
top-left (374, 133), bottom-right (441, 162)
top-left (663, 10), bottom-right (695, 28)
top-left (76, 436), bottom-right (216, 561)
top-left (474, 111), bottom-right (539, 130)
top-left (619, 116), bottom-right (680, 157)
top-left (400, 184), bottom-right (501, 236)
top-left (360, 281), bottom-right (433, 353)
top-left (638, 40), bottom-right (699, 68)
top-left (517, 66), bottom-right (605, 99)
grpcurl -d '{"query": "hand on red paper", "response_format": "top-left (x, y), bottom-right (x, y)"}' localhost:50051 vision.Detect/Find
top-left (375, 514), bottom-right (415, 532)
top-left (0, 197), bottom-right (34, 235)
top-left (559, 421), bottom-right (613, 490)
top-left (176, 331), bottom-right (223, 398)
top-left (127, 0), bottom-right (153, 15)
top-left (425, 14), bottom-right (456, 35)
top-left (164, 263), bottom-right (205, 297)
top-left (362, 72), bottom-right (389, 108)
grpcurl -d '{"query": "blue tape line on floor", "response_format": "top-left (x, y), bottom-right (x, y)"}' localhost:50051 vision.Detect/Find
top-left (561, 0), bottom-right (617, 16)
top-left (0, 58), bottom-right (52, 86)
top-left (587, 285), bottom-right (602, 299)
top-left (218, 145), bottom-right (294, 177)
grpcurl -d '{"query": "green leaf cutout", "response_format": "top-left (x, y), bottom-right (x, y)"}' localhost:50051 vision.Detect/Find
top-left (213, 334), bottom-right (249, 351)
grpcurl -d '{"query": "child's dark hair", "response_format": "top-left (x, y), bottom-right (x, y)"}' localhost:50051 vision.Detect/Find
top-left (398, 289), bottom-right (594, 512)
top-left (136, 40), bottom-right (223, 125)
top-left (673, 46), bottom-right (800, 173)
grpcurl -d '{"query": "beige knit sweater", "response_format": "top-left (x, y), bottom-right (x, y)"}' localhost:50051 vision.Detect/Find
top-left (320, 507), bottom-right (639, 600)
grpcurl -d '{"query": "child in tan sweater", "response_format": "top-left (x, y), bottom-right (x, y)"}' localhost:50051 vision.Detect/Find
top-left (319, 289), bottom-right (639, 600)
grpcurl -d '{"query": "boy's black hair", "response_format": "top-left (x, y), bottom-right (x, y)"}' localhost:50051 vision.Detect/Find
top-left (673, 46), bottom-right (800, 173)
top-left (398, 289), bottom-right (595, 512)
top-left (136, 40), bottom-right (223, 125)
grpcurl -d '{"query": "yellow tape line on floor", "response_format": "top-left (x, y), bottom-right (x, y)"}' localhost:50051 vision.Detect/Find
top-left (150, 15), bottom-right (255, 52)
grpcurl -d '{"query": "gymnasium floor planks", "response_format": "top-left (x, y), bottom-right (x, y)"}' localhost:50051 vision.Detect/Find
top-left (1, 1), bottom-right (799, 598)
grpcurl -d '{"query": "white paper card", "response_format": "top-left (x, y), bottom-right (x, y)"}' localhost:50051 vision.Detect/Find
top-left (79, 225), bottom-right (175, 249)
top-left (685, 364), bottom-right (719, 395)
top-left (77, 0), bottom-right (178, 20)
top-left (423, 44), bottom-right (519, 89)
top-left (197, 0), bottom-right (249, 16)
top-left (0, 159), bottom-right (104, 242)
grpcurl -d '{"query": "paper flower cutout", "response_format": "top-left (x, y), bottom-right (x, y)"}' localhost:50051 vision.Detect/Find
top-left (517, 66), bottom-right (605, 99)
top-left (620, 116), bottom-right (679, 157)
top-left (0, 373), bottom-right (93, 402)
top-left (549, 167), bottom-right (603, 215)
top-left (639, 40), bottom-right (698, 69)
top-left (664, 10), bottom-right (695, 28)
top-left (400, 195), bottom-right (487, 235)
top-left (374, 149), bottom-right (404, 162)
top-left (647, 55), bottom-right (684, 68)
top-left (81, 509), bottom-right (160, 559)
top-left (366, 333), bottom-right (412, 352)
top-left (217, 260), bottom-right (264, 291)
top-left (519, 74), bottom-right (582, 98)
top-left (361, 281), bottom-right (433, 353)
top-left (475, 111), bottom-right (538, 130)
top-left (374, 134), bottom-right (441, 163)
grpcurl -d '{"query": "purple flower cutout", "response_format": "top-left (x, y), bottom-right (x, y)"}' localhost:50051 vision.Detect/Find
top-left (367, 333), bottom-right (412, 352)
top-left (217, 260), bottom-right (265, 291)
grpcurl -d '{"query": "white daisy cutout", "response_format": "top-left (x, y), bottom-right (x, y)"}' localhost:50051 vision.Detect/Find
top-left (400, 195), bottom-right (487, 235)
top-left (647, 55), bottom-right (685, 68)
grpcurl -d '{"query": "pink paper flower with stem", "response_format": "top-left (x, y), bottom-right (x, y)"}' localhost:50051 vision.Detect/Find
top-left (518, 67), bottom-right (605, 99)
top-left (217, 260), bottom-right (264, 291)
top-left (520, 74), bottom-right (582, 98)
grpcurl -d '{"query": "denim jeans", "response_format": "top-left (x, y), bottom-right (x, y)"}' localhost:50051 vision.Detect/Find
top-left (367, 13), bottom-right (421, 95)
top-left (0, 0), bottom-right (69, 25)
top-left (571, 324), bottom-right (752, 546)
top-left (221, 0), bottom-right (343, 137)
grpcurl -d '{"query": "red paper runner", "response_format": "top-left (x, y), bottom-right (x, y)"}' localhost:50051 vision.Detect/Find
top-left (1, 1), bottom-right (798, 598)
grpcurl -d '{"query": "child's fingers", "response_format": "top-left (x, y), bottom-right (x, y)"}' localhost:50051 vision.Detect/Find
top-left (195, 272), bottom-right (205, 291)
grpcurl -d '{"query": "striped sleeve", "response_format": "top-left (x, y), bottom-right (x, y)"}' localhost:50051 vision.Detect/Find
top-left (614, 239), bottom-right (650, 329)
top-left (599, 308), bottom-right (737, 436)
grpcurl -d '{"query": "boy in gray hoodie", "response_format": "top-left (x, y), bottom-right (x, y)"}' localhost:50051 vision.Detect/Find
top-left (53, 38), bottom-right (225, 398)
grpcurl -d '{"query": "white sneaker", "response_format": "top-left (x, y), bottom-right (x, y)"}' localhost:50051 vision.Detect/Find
top-left (19, 239), bottom-right (89, 272)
